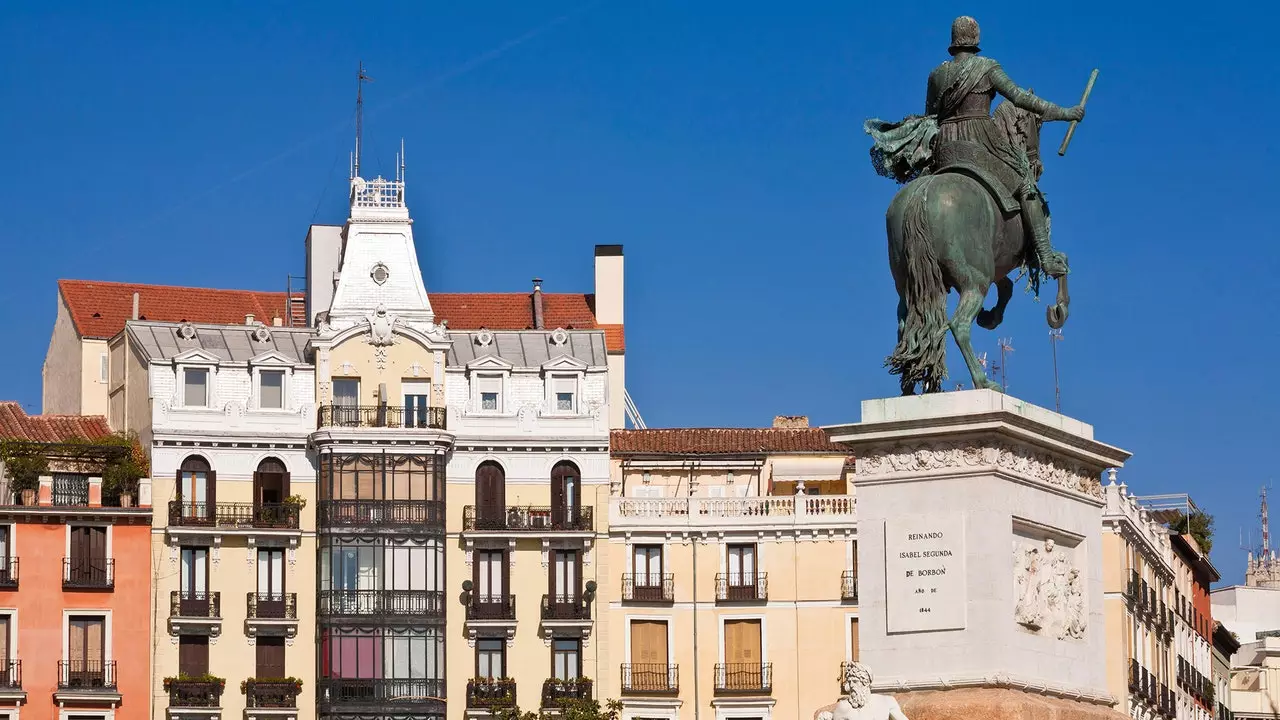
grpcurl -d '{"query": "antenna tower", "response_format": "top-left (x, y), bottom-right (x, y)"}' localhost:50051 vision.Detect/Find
top-left (1049, 329), bottom-right (1064, 412)
top-left (994, 338), bottom-right (1014, 390)
top-left (1263, 485), bottom-right (1271, 557)
top-left (353, 61), bottom-right (373, 180)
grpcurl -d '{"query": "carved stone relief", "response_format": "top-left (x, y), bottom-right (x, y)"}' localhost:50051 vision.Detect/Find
top-left (1013, 538), bottom-right (1086, 640)
top-left (858, 439), bottom-right (1101, 499)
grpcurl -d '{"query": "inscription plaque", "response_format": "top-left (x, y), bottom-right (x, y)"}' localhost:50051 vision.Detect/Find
top-left (884, 512), bottom-right (967, 633)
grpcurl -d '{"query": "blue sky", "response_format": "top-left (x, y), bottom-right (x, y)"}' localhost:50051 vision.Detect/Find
top-left (1, 1), bottom-right (1276, 582)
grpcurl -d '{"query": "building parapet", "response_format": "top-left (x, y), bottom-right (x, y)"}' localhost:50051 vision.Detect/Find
top-left (608, 494), bottom-right (855, 531)
top-left (1102, 470), bottom-right (1173, 574)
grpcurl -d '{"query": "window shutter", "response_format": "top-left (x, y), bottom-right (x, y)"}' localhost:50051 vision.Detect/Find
top-left (175, 469), bottom-right (184, 500)
top-left (207, 470), bottom-right (217, 506)
top-left (282, 472), bottom-right (291, 498)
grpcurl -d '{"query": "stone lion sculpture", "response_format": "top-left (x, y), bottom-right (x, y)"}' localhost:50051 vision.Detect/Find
top-left (816, 662), bottom-right (909, 720)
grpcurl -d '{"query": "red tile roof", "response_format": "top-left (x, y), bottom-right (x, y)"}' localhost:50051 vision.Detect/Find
top-left (419, 293), bottom-right (625, 352)
top-left (59, 280), bottom-right (299, 340)
top-left (611, 428), bottom-right (845, 456)
top-left (0, 402), bottom-right (112, 443)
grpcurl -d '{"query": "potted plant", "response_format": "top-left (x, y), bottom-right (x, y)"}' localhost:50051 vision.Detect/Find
top-left (1, 446), bottom-right (46, 506)
top-left (284, 494), bottom-right (307, 510)
top-left (103, 456), bottom-right (144, 507)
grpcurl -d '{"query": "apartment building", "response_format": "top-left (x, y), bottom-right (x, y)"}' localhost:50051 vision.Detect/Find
top-left (1171, 531), bottom-right (1219, 720)
top-left (0, 402), bottom-right (153, 720)
top-left (604, 421), bottom-right (854, 720)
top-left (107, 320), bottom-right (317, 720)
top-left (1211, 622), bottom-right (1238, 720)
top-left (1101, 474), bottom-right (1177, 720)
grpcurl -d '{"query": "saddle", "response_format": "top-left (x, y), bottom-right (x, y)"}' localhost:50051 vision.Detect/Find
top-left (929, 140), bottom-right (1022, 215)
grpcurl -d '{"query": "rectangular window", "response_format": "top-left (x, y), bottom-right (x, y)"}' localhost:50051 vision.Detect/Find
top-left (68, 526), bottom-right (108, 585)
top-left (476, 638), bottom-right (505, 679)
top-left (403, 380), bottom-right (432, 427)
top-left (477, 375), bottom-right (502, 412)
top-left (256, 636), bottom-right (286, 678)
top-left (259, 370), bottom-right (284, 409)
top-left (179, 635), bottom-right (209, 676)
top-left (727, 544), bottom-right (757, 584)
top-left (179, 547), bottom-right (209, 614)
top-left (0, 615), bottom-right (9, 667)
top-left (633, 545), bottom-right (662, 584)
top-left (183, 368), bottom-right (209, 407)
top-left (552, 550), bottom-right (580, 601)
top-left (552, 376), bottom-right (576, 413)
top-left (333, 378), bottom-right (360, 405)
top-left (476, 550), bottom-right (505, 602)
top-left (99, 354), bottom-right (109, 383)
top-left (67, 615), bottom-right (106, 683)
top-left (629, 619), bottom-right (670, 691)
top-left (724, 618), bottom-right (764, 684)
top-left (552, 638), bottom-right (581, 680)
top-left (850, 617), bottom-right (860, 662)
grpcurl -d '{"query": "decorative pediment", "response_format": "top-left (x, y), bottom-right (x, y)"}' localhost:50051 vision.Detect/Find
top-left (466, 354), bottom-right (515, 372)
top-left (171, 348), bottom-right (221, 366)
top-left (541, 354), bottom-right (589, 372)
top-left (248, 350), bottom-right (294, 366)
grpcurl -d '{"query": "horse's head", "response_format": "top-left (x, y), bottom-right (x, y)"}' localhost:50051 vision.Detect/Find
top-left (993, 97), bottom-right (1044, 180)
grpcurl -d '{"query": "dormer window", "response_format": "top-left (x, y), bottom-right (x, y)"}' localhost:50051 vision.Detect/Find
top-left (259, 370), bottom-right (285, 410)
top-left (184, 368), bottom-right (209, 407)
top-left (477, 375), bottom-right (503, 412)
top-left (552, 375), bottom-right (577, 414)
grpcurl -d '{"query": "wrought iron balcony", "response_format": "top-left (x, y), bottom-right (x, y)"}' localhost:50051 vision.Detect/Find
top-left (318, 404), bottom-right (447, 430)
top-left (243, 678), bottom-right (302, 708)
top-left (715, 573), bottom-right (768, 602)
top-left (247, 592), bottom-right (298, 620)
top-left (318, 499), bottom-right (445, 528)
top-left (1129, 658), bottom-right (1140, 691)
top-left (318, 589), bottom-right (444, 617)
top-left (621, 664), bottom-right (678, 694)
top-left (714, 663), bottom-right (772, 694)
top-left (467, 594), bottom-right (516, 621)
top-left (167, 677), bottom-right (225, 707)
top-left (62, 558), bottom-right (113, 590)
top-left (170, 590), bottom-right (221, 618)
top-left (463, 505), bottom-right (594, 532)
top-left (622, 574), bottom-right (674, 603)
top-left (467, 678), bottom-right (516, 709)
top-left (0, 558), bottom-right (18, 589)
top-left (542, 677), bottom-right (592, 707)
top-left (0, 661), bottom-right (20, 690)
top-left (58, 660), bottom-right (116, 690)
top-left (319, 678), bottom-right (446, 707)
top-left (168, 501), bottom-right (300, 529)
top-left (841, 570), bottom-right (858, 602)
top-left (541, 594), bottom-right (591, 621)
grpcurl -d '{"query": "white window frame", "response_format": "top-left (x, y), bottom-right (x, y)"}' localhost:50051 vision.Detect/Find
top-left (176, 362), bottom-right (218, 409)
top-left (547, 373), bottom-right (581, 416)
top-left (65, 524), bottom-right (113, 562)
top-left (716, 613), bottom-right (768, 665)
top-left (623, 613), bottom-right (675, 665)
top-left (473, 373), bottom-right (506, 415)
top-left (61, 608), bottom-right (114, 663)
top-left (252, 366), bottom-right (291, 412)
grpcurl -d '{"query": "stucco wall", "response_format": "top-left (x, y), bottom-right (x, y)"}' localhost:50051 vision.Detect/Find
top-left (42, 292), bottom-right (84, 415)
top-left (325, 334), bottom-right (446, 408)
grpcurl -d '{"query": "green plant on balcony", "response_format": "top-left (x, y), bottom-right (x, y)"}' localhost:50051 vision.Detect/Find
top-left (493, 698), bottom-right (622, 720)
top-left (284, 494), bottom-right (307, 510)
top-left (0, 443), bottom-right (47, 494)
top-left (240, 677), bottom-right (304, 693)
top-left (163, 673), bottom-right (227, 691)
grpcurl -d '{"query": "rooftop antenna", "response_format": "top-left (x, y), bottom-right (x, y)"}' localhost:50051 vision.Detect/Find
top-left (1264, 485), bottom-right (1272, 557)
top-left (352, 61), bottom-right (373, 180)
top-left (993, 337), bottom-right (1014, 390)
top-left (1049, 328), bottom-right (1064, 412)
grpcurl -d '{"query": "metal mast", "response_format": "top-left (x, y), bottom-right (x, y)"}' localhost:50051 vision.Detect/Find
top-left (353, 61), bottom-right (373, 179)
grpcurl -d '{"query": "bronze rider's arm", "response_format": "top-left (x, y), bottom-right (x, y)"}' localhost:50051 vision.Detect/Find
top-left (989, 66), bottom-right (1084, 122)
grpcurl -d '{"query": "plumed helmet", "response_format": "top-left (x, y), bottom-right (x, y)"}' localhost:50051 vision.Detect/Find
top-left (949, 16), bottom-right (981, 54)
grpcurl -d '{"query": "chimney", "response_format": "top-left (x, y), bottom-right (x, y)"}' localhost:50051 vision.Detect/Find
top-left (273, 316), bottom-right (283, 327)
top-left (245, 313), bottom-right (255, 325)
top-left (772, 415), bottom-right (809, 429)
top-left (131, 292), bottom-right (140, 320)
top-left (531, 278), bottom-right (545, 330)
top-left (593, 245), bottom-right (624, 327)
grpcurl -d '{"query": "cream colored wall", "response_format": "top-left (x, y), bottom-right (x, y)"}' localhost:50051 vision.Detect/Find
top-left (124, 338), bottom-right (153, 449)
top-left (149, 464), bottom-right (317, 718)
top-left (325, 336), bottom-right (446, 407)
top-left (42, 292), bottom-right (84, 414)
top-left (81, 337), bottom-right (111, 418)
top-left (1103, 532), bottom-right (1131, 713)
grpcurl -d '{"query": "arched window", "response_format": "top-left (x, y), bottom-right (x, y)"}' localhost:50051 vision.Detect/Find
top-left (254, 457), bottom-right (290, 507)
top-left (177, 455), bottom-right (214, 523)
top-left (551, 461), bottom-right (581, 528)
top-left (475, 462), bottom-right (506, 529)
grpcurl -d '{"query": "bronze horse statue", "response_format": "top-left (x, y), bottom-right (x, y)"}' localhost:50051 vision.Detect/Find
top-left (884, 101), bottom-right (1070, 395)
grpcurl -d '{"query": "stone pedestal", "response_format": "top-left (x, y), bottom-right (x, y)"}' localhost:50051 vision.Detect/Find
top-left (824, 390), bottom-right (1130, 711)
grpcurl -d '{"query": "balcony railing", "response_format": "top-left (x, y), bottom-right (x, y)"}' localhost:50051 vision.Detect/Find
top-left (244, 679), bottom-right (302, 708)
top-left (318, 589), bottom-right (444, 617)
top-left (320, 678), bottom-right (446, 706)
top-left (542, 677), bottom-right (592, 707)
top-left (611, 495), bottom-right (856, 529)
top-left (541, 594), bottom-right (591, 621)
top-left (318, 500), bottom-right (445, 528)
top-left (467, 594), bottom-right (516, 621)
top-left (0, 558), bottom-right (18, 589)
top-left (714, 663), bottom-right (772, 694)
top-left (841, 570), bottom-right (858, 602)
top-left (715, 573), bottom-right (768, 602)
top-left (319, 405), bottom-right (448, 431)
top-left (622, 574), bottom-right (674, 603)
top-left (467, 678), bottom-right (516, 709)
top-left (58, 660), bottom-right (117, 690)
top-left (171, 590), bottom-right (221, 618)
top-left (621, 664), bottom-right (678, 694)
top-left (168, 678), bottom-right (225, 708)
top-left (1129, 658), bottom-right (1140, 691)
top-left (0, 661), bottom-right (20, 689)
top-left (463, 505), bottom-right (594, 532)
top-left (168, 501), bottom-right (300, 529)
top-left (247, 592), bottom-right (298, 620)
top-left (63, 558), bottom-right (113, 590)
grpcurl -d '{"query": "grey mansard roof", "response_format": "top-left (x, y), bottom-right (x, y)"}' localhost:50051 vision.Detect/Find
top-left (446, 329), bottom-right (608, 368)
top-left (126, 321), bottom-right (312, 364)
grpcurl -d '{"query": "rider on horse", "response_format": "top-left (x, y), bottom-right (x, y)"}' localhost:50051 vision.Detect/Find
top-left (868, 16), bottom-right (1084, 279)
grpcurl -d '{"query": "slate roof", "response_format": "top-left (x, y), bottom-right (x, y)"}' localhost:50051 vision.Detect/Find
top-left (59, 279), bottom-right (300, 340)
top-left (126, 321), bottom-right (313, 364)
top-left (447, 330), bottom-right (608, 369)
top-left (0, 402), bottom-right (113, 443)
top-left (611, 428), bottom-right (846, 456)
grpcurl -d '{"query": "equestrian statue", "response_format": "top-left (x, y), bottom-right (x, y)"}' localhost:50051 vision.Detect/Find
top-left (866, 16), bottom-right (1096, 395)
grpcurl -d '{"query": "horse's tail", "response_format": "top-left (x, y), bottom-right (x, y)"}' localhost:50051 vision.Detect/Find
top-left (886, 177), bottom-right (949, 392)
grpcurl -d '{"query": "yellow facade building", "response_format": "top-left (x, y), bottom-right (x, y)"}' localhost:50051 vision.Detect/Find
top-left (602, 420), bottom-right (855, 720)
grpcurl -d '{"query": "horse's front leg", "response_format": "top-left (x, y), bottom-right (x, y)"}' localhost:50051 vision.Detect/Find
top-left (977, 275), bottom-right (1014, 330)
top-left (951, 285), bottom-right (1003, 392)
top-left (1047, 272), bottom-right (1070, 329)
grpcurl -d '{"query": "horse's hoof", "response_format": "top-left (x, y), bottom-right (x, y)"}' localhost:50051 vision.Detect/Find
top-left (976, 310), bottom-right (1000, 330)
top-left (1047, 303), bottom-right (1068, 329)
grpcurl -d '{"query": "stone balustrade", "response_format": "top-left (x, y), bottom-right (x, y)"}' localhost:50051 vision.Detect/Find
top-left (608, 494), bottom-right (855, 530)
